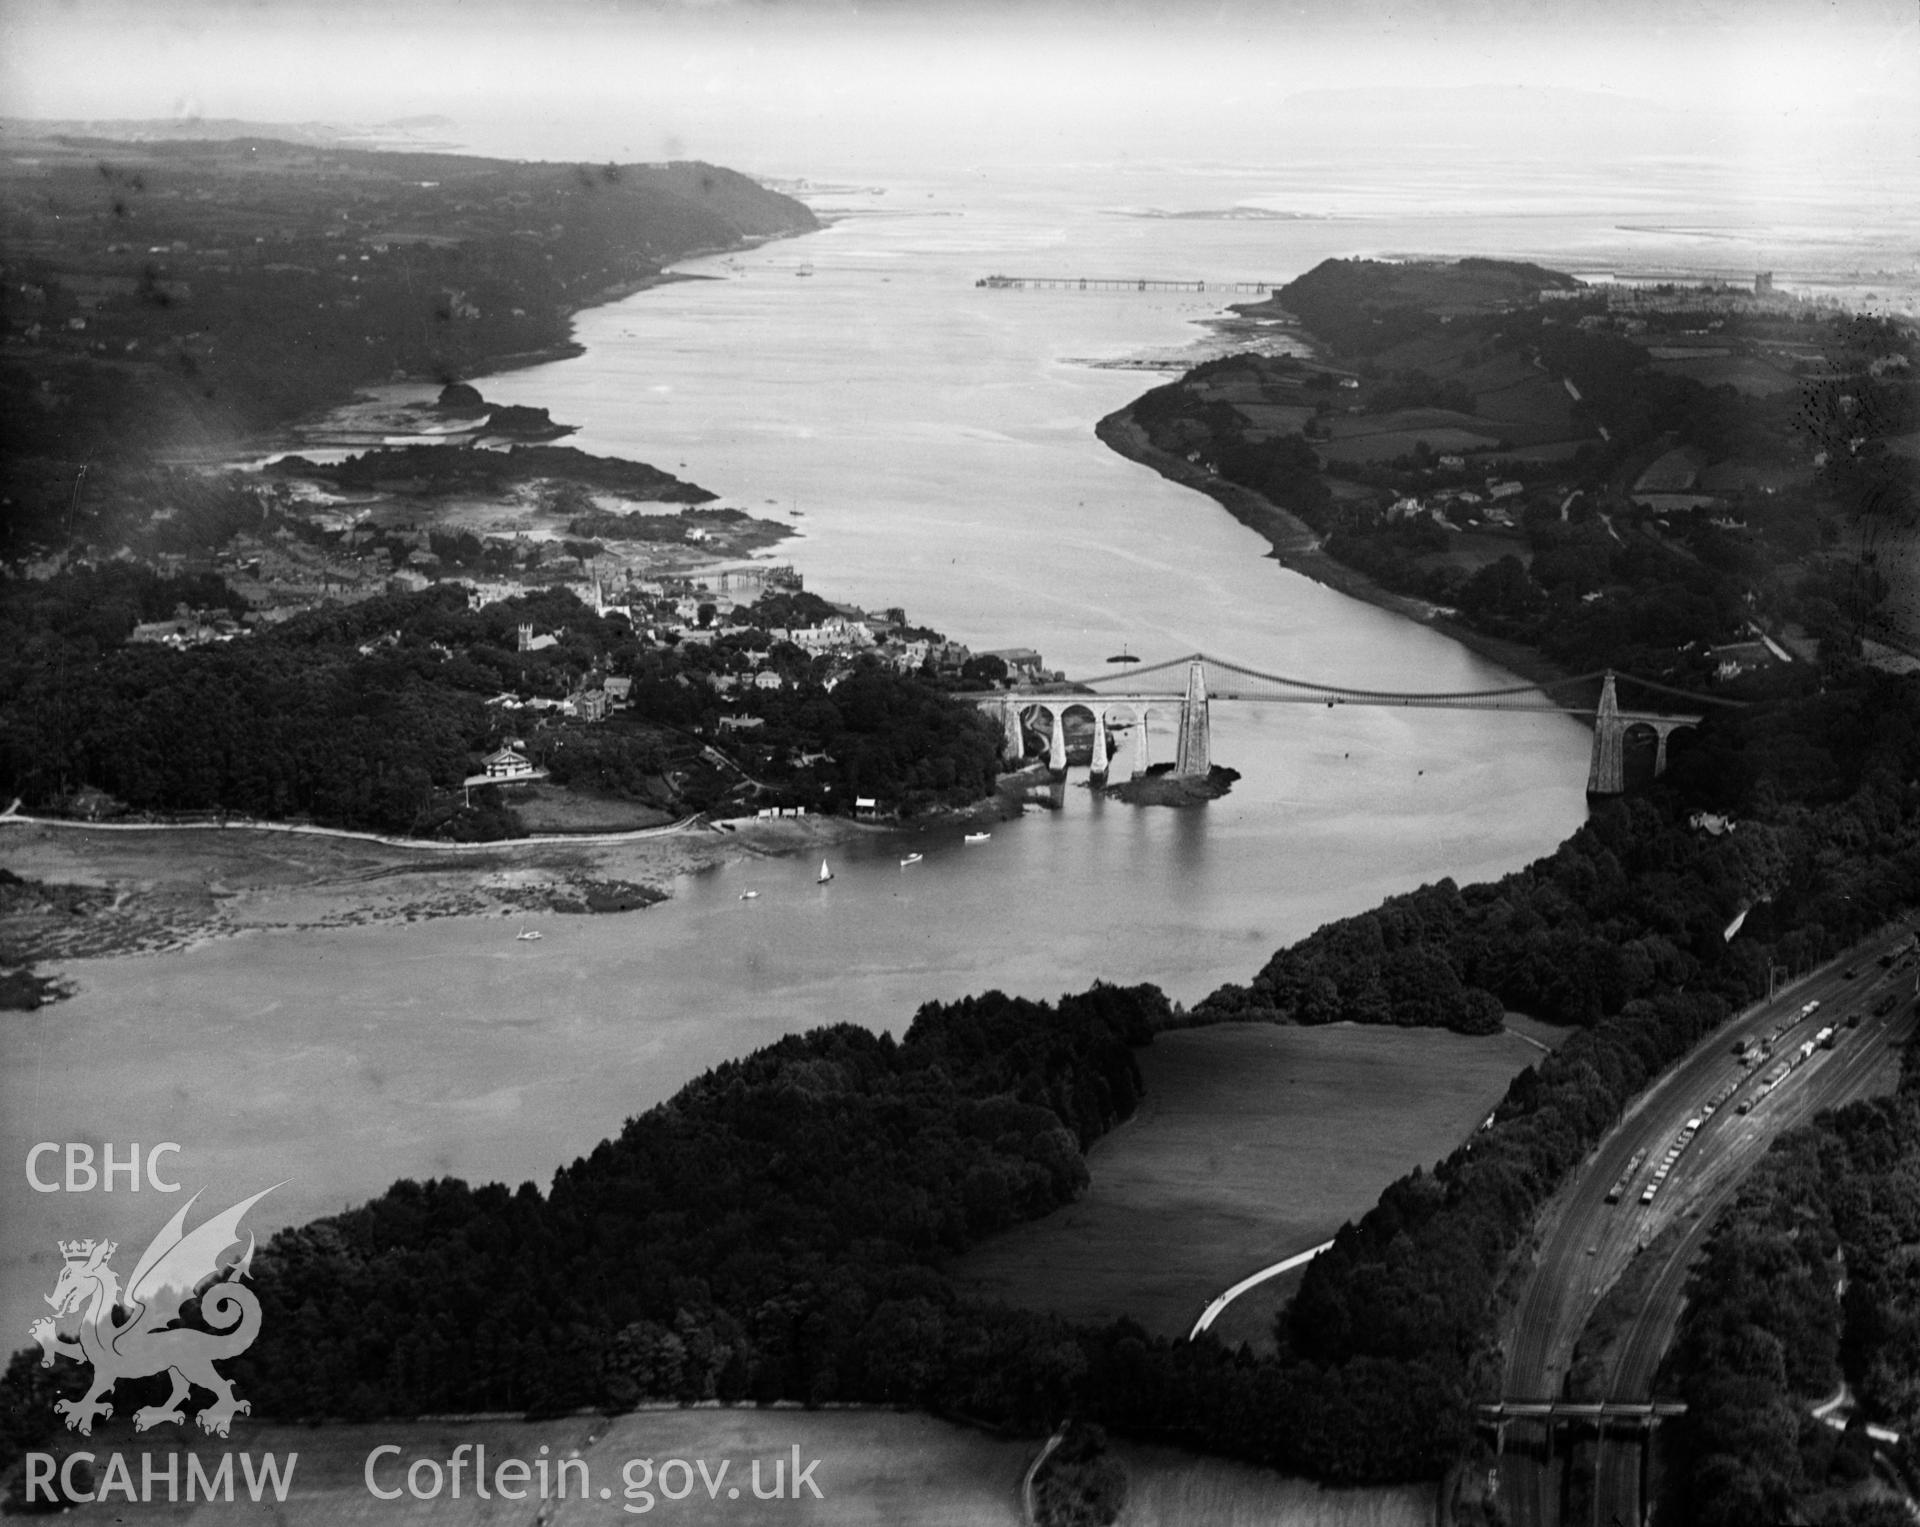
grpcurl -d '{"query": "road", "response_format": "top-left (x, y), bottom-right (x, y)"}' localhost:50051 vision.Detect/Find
top-left (1498, 926), bottom-right (1919, 1527)
top-left (1188, 1239), bottom-right (1335, 1339)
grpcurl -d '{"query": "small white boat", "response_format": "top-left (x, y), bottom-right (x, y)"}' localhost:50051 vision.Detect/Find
top-left (964, 832), bottom-right (991, 845)
top-left (739, 890), bottom-right (760, 900)
top-left (818, 859), bottom-right (834, 883)
top-left (516, 928), bottom-right (543, 941)
top-left (900, 853), bottom-right (924, 867)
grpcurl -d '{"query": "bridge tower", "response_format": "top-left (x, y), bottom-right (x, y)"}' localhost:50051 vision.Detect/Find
top-left (1586, 671), bottom-right (1625, 797)
top-left (1175, 660), bottom-right (1211, 777)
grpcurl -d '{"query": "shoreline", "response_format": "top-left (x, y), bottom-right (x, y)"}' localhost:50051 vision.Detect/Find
top-left (1094, 406), bottom-right (1590, 713)
top-left (0, 813), bottom-right (878, 979)
top-left (0, 770), bottom-right (1033, 976)
top-left (455, 268), bottom-right (726, 385)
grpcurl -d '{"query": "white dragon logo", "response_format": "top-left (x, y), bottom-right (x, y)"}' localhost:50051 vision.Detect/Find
top-left (29, 1185), bottom-right (278, 1437)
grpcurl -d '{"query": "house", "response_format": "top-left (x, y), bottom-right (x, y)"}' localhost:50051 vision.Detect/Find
top-left (481, 747), bottom-right (538, 780)
top-left (1709, 640), bottom-right (1784, 683)
top-left (463, 746), bottom-right (548, 790)
top-left (717, 714), bottom-right (765, 733)
top-left (982, 647), bottom-right (1048, 681)
top-left (753, 670), bottom-right (785, 690)
top-left (1487, 481), bottom-right (1525, 502)
top-left (568, 689), bottom-right (611, 723)
top-left (854, 797), bottom-right (880, 817)
top-left (603, 676), bottom-right (633, 706)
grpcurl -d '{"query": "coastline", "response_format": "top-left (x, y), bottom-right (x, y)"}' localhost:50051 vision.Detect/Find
top-left (0, 813), bottom-right (879, 975)
top-left (455, 268), bottom-right (727, 384)
top-left (1094, 406), bottom-right (1587, 707)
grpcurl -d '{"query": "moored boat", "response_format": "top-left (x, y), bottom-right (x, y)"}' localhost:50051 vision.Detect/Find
top-left (963, 832), bottom-right (991, 845)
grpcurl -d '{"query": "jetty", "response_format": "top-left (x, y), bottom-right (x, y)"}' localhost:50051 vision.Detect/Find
top-left (976, 275), bottom-right (1278, 294)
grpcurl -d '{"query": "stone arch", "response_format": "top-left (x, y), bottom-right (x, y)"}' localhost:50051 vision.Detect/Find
top-left (1621, 721), bottom-right (1663, 792)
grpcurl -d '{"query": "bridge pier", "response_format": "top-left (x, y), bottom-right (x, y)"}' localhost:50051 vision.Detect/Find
top-left (1174, 660), bottom-right (1211, 778)
top-left (1047, 708), bottom-right (1067, 772)
top-left (1587, 671), bottom-right (1698, 796)
top-left (1089, 709), bottom-right (1110, 782)
top-left (1000, 701), bottom-right (1025, 763)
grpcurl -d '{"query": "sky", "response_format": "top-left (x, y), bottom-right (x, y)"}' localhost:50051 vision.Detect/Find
top-left (2, 0), bottom-right (1916, 180)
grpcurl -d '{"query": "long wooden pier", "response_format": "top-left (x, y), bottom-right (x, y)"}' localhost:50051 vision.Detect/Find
top-left (975, 274), bottom-right (1278, 294)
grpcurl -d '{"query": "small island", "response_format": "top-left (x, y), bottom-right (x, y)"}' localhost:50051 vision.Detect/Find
top-left (1105, 763), bottom-right (1240, 807)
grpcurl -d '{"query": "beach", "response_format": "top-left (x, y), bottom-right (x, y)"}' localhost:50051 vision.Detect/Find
top-left (0, 812), bottom-right (870, 971)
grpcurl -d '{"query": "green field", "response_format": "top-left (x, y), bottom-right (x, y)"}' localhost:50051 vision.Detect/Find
top-left (947, 1021), bottom-right (1541, 1343)
top-left (1404, 530), bottom-right (1532, 580)
top-left (39, 1410), bottom-right (1425, 1526)
top-left (1319, 426), bottom-right (1499, 464)
top-left (1649, 353), bottom-right (1800, 396)
top-left (1117, 1443), bottom-right (1432, 1526)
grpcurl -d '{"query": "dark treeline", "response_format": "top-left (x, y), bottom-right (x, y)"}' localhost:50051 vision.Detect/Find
top-left (1666, 1023), bottom-right (1920, 1527)
top-left (265, 443), bottom-right (713, 503)
top-left (0, 985), bottom-right (1164, 1479)
top-left (7, 671), bottom-right (1918, 1494)
top-left (0, 569), bottom-right (1001, 832)
top-left (1202, 665), bottom-right (1920, 1032)
top-left (9, 665), bottom-right (1920, 1492)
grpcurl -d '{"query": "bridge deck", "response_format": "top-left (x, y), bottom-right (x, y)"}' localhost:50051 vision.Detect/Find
top-left (959, 690), bottom-right (1699, 723)
top-left (1476, 1400), bottom-right (1687, 1421)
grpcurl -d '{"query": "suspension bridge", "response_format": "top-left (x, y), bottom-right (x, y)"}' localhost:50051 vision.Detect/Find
top-left (958, 655), bottom-right (1742, 794)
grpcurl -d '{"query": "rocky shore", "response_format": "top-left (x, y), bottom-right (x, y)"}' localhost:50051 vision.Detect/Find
top-left (0, 813), bottom-right (872, 981)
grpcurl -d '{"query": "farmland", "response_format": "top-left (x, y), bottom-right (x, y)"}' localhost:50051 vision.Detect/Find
top-left (1116, 1443), bottom-right (1432, 1526)
top-left (946, 1021), bottom-right (1541, 1343)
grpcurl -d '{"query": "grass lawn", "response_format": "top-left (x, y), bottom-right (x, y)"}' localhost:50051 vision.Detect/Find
top-left (511, 784), bottom-right (676, 832)
top-left (1117, 1443), bottom-right (1432, 1526)
top-left (1410, 530), bottom-right (1530, 578)
top-left (1469, 374), bottom-right (1579, 430)
top-left (947, 1021), bottom-right (1540, 1343)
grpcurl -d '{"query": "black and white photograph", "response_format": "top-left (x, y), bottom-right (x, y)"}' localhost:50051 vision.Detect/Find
top-left (1, 2), bottom-right (1917, 1522)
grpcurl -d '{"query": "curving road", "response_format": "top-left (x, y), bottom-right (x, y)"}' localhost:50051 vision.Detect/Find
top-left (1498, 926), bottom-right (1919, 1527)
top-left (1188, 1239), bottom-right (1335, 1339)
